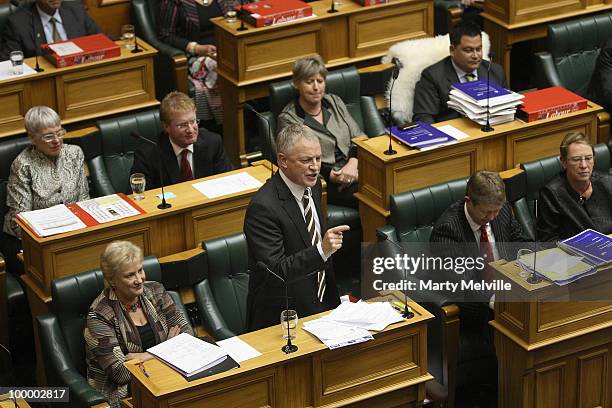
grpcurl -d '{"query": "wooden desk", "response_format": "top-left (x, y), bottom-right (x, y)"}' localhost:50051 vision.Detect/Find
top-left (212, 0), bottom-right (434, 166)
top-left (482, 0), bottom-right (612, 83)
top-left (0, 38), bottom-right (158, 139)
top-left (354, 103), bottom-right (606, 241)
top-left (126, 301), bottom-right (434, 408)
top-left (489, 259), bottom-right (612, 408)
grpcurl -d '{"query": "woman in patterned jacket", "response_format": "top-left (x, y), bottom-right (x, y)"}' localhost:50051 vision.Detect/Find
top-left (1, 106), bottom-right (89, 276)
top-left (85, 241), bottom-right (193, 407)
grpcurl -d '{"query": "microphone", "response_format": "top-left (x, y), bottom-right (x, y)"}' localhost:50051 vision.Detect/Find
top-left (257, 261), bottom-right (298, 354)
top-left (527, 199), bottom-right (542, 284)
top-left (244, 103), bottom-right (275, 179)
top-left (328, 0), bottom-right (338, 13)
top-left (375, 230), bottom-right (414, 319)
top-left (130, 131), bottom-right (172, 210)
top-left (237, 0), bottom-right (248, 31)
top-left (481, 53), bottom-right (494, 132)
top-left (25, 8), bottom-right (44, 72)
top-left (384, 57), bottom-right (399, 156)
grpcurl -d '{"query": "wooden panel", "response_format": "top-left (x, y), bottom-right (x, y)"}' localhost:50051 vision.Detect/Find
top-left (393, 146), bottom-right (478, 194)
top-left (191, 198), bottom-right (250, 245)
top-left (241, 25), bottom-right (321, 82)
top-left (85, 0), bottom-right (130, 38)
top-left (350, 3), bottom-right (429, 58)
top-left (0, 83), bottom-right (29, 136)
top-left (57, 60), bottom-right (154, 119)
top-left (534, 362), bottom-right (566, 408)
top-left (314, 329), bottom-right (424, 406)
top-left (577, 349), bottom-right (608, 408)
top-left (514, 0), bottom-right (583, 22)
top-left (168, 376), bottom-right (275, 408)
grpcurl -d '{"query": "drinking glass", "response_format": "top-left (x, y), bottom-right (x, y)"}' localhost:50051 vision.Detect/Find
top-left (121, 25), bottom-right (136, 50)
top-left (9, 51), bottom-right (24, 75)
top-left (516, 248), bottom-right (534, 279)
top-left (224, 10), bottom-right (237, 23)
top-left (280, 309), bottom-right (298, 340)
top-left (130, 173), bottom-right (146, 201)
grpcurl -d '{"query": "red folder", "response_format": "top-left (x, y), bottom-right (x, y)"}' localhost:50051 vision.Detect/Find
top-left (236, 0), bottom-right (312, 27)
top-left (41, 33), bottom-right (121, 68)
top-left (518, 86), bottom-right (587, 122)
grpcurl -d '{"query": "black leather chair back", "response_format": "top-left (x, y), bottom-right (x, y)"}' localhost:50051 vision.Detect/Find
top-left (388, 177), bottom-right (469, 243)
top-left (0, 3), bottom-right (17, 34)
top-left (195, 233), bottom-right (249, 339)
top-left (132, 0), bottom-right (160, 46)
top-left (0, 136), bottom-right (32, 240)
top-left (91, 109), bottom-right (162, 195)
top-left (547, 13), bottom-right (612, 92)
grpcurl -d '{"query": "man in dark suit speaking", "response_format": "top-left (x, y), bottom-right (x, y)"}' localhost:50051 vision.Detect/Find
top-left (244, 124), bottom-right (350, 331)
top-left (131, 91), bottom-right (233, 189)
top-left (0, 0), bottom-right (101, 60)
top-left (412, 21), bottom-right (506, 124)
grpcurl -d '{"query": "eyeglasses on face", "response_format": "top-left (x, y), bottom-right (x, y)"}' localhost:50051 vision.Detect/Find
top-left (568, 155), bottom-right (594, 164)
top-left (40, 128), bottom-right (66, 143)
top-left (174, 118), bottom-right (200, 130)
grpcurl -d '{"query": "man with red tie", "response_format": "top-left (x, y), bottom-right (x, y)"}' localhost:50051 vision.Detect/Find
top-left (131, 91), bottom-right (233, 189)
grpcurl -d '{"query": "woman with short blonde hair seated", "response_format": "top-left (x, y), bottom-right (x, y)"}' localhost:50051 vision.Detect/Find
top-left (85, 241), bottom-right (192, 407)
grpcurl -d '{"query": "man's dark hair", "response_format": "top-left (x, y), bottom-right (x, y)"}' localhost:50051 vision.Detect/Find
top-left (450, 22), bottom-right (482, 46)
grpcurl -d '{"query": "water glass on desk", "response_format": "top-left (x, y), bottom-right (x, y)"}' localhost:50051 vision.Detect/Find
top-left (121, 25), bottom-right (135, 50)
top-left (281, 310), bottom-right (298, 340)
top-left (130, 173), bottom-right (146, 201)
top-left (9, 51), bottom-right (24, 75)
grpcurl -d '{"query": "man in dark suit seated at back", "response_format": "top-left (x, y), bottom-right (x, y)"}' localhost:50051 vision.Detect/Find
top-left (413, 21), bottom-right (506, 124)
top-left (429, 170), bottom-right (528, 392)
top-left (0, 0), bottom-right (101, 60)
top-left (244, 123), bottom-right (350, 331)
top-left (131, 91), bottom-right (233, 189)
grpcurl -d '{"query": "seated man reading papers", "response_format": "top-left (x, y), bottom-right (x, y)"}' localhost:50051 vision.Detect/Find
top-left (412, 21), bottom-right (506, 124)
top-left (131, 91), bottom-right (233, 189)
top-left (244, 124), bottom-right (350, 331)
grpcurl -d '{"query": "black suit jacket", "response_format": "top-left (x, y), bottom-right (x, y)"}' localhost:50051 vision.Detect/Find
top-left (587, 38), bottom-right (612, 113)
top-left (413, 56), bottom-right (507, 124)
top-left (130, 129), bottom-right (233, 189)
top-left (0, 2), bottom-right (101, 60)
top-left (244, 173), bottom-right (340, 331)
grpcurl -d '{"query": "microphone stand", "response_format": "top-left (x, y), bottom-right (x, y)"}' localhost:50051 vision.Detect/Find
top-left (384, 61), bottom-right (400, 156)
top-left (130, 131), bottom-right (171, 209)
top-left (481, 58), bottom-right (494, 132)
top-left (258, 262), bottom-right (298, 353)
top-left (237, 0), bottom-right (248, 31)
top-left (527, 199), bottom-right (542, 284)
top-left (131, 36), bottom-right (142, 54)
top-left (328, 0), bottom-right (338, 13)
top-left (29, 13), bottom-right (44, 72)
top-left (376, 231), bottom-right (414, 319)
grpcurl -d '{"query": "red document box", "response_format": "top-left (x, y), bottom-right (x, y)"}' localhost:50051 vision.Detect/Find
top-left (42, 33), bottom-right (121, 68)
top-left (518, 86), bottom-right (587, 122)
top-left (236, 0), bottom-right (312, 28)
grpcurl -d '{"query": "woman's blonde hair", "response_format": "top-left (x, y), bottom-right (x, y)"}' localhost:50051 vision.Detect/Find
top-left (100, 241), bottom-right (144, 288)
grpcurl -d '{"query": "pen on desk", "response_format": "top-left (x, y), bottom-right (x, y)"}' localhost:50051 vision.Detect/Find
top-left (137, 362), bottom-right (150, 378)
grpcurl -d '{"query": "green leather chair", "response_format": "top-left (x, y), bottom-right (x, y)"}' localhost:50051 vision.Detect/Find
top-left (512, 143), bottom-right (610, 241)
top-left (36, 256), bottom-right (189, 407)
top-left (376, 177), bottom-right (478, 408)
top-left (534, 13), bottom-right (612, 94)
top-left (0, 2), bottom-right (16, 34)
top-left (87, 109), bottom-right (162, 197)
top-left (194, 233), bottom-right (249, 340)
top-left (131, 0), bottom-right (190, 98)
top-left (255, 66), bottom-right (387, 164)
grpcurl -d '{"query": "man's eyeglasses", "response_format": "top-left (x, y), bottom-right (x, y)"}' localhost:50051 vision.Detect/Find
top-left (175, 119), bottom-right (200, 130)
top-left (568, 155), bottom-right (594, 164)
top-left (40, 128), bottom-right (66, 143)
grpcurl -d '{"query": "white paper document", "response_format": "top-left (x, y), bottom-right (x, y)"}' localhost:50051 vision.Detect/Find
top-left (320, 301), bottom-right (405, 331)
top-left (76, 194), bottom-right (140, 224)
top-left (303, 320), bottom-right (373, 349)
top-left (147, 333), bottom-right (229, 376)
top-left (18, 204), bottom-right (86, 237)
top-left (0, 60), bottom-right (37, 80)
top-left (48, 41), bottom-right (84, 56)
top-left (436, 125), bottom-right (470, 140)
top-left (217, 336), bottom-right (261, 363)
top-left (192, 172), bottom-right (262, 198)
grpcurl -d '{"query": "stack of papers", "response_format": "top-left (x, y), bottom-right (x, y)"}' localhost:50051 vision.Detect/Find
top-left (517, 247), bottom-right (597, 285)
top-left (388, 121), bottom-right (457, 150)
top-left (558, 229), bottom-right (612, 268)
top-left (192, 172), bottom-right (262, 198)
top-left (303, 302), bottom-right (404, 349)
top-left (76, 194), bottom-right (141, 223)
top-left (17, 204), bottom-right (86, 237)
top-left (147, 333), bottom-right (238, 380)
top-left (448, 80), bottom-right (524, 126)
